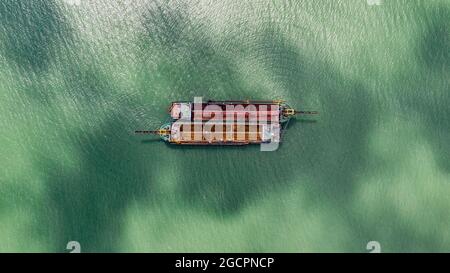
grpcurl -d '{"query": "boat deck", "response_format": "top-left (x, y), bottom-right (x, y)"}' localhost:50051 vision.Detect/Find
top-left (169, 123), bottom-right (279, 144)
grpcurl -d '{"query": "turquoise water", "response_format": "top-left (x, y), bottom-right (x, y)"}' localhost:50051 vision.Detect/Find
top-left (0, 0), bottom-right (449, 252)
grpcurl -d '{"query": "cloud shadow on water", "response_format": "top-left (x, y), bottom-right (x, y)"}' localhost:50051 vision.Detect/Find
top-left (31, 66), bottom-right (157, 252)
top-left (414, 4), bottom-right (450, 173)
top-left (149, 24), bottom-right (377, 219)
top-left (20, 0), bottom-right (449, 252)
top-left (0, 0), bottom-right (73, 72)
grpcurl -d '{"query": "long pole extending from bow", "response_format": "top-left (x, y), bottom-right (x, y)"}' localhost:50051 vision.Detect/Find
top-left (135, 130), bottom-right (170, 135)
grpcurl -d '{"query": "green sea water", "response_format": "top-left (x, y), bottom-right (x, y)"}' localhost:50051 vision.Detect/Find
top-left (0, 0), bottom-right (449, 252)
